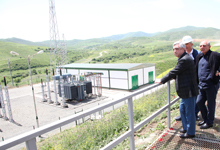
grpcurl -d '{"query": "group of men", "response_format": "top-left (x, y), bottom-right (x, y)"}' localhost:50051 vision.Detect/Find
top-left (159, 36), bottom-right (220, 138)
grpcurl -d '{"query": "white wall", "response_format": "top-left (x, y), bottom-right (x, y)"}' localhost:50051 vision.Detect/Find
top-left (66, 69), bottom-right (109, 88)
top-left (79, 70), bottom-right (108, 78)
top-left (110, 71), bottom-right (127, 78)
top-left (144, 66), bottom-right (155, 84)
top-left (101, 78), bottom-right (109, 88)
top-left (110, 79), bottom-right (128, 89)
top-left (128, 69), bottom-right (143, 89)
top-left (65, 66), bottom-right (155, 90)
top-left (78, 70), bottom-right (109, 88)
top-left (109, 71), bottom-right (128, 89)
top-left (67, 69), bottom-right (78, 75)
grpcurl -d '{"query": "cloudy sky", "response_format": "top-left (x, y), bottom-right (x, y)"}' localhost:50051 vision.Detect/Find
top-left (0, 0), bottom-right (220, 42)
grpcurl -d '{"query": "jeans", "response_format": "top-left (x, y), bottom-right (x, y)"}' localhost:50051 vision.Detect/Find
top-left (180, 96), bottom-right (196, 135)
top-left (196, 85), bottom-right (217, 125)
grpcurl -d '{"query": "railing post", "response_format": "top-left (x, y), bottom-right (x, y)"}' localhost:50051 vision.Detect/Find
top-left (128, 97), bottom-right (135, 150)
top-left (167, 81), bottom-right (171, 129)
top-left (26, 138), bottom-right (37, 150)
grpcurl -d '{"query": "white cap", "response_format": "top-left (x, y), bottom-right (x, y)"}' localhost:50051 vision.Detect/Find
top-left (182, 36), bottom-right (193, 44)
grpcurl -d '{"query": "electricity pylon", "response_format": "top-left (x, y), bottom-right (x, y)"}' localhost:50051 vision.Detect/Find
top-left (49, 0), bottom-right (67, 74)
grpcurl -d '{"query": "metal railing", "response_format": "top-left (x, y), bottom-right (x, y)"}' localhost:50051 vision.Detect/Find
top-left (0, 81), bottom-right (180, 150)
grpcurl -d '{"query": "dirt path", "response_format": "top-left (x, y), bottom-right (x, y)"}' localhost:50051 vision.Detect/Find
top-left (75, 51), bottom-right (107, 63)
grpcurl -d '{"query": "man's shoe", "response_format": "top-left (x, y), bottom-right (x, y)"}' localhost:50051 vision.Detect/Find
top-left (197, 121), bottom-right (206, 126)
top-left (175, 115), bottom-right (181, 121)
top-left (200, 123), bottom-right (213, 129)
top-left (179, 129), bottom-right (187, 133)
top-left (180, 133), bottom-right (195, 138)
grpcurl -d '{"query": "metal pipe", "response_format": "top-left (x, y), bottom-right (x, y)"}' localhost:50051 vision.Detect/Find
top-left (7, 59), bottom-right (14, 86)
top-left (53, 69), bottom-right (59, 105)
top-left (28, 57), bottom-right (39, 128)
top-left (0, 84), bottom-right (7, 120)
top-left (46, 69), bottom-right (53, 104)
top-left (60, 69), bottom-right (68, 108)
top-left (41, 79), bottom-right (47, 102)
top-left (128, 97), bottom-right (135, 150)
top-left (3, 77), bottom-right (14, 123)
top-left (167, 81), bottom-right (171, 129)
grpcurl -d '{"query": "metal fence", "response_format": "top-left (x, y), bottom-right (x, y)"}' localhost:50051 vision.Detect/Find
top-left (0, 81), bottom-right (180, 150)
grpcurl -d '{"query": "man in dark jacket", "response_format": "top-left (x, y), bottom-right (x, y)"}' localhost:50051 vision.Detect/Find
top-left (160, 41), bottom-right (198, 138)
top-left (175, 35), bottom-right (200, 121)
top-left (196, 40), bottom-right (220, 129)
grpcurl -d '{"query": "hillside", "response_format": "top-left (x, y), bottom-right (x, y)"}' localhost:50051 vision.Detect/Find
top-left (102, 31), bottom-right (156, 41)
top-left (0, 37), bottom-right (49, 47)
top-left (163, 26), bottom-right (204, 33)
top-left (1, 26), bottom-right (220, 86)
top-left (0, 41), bottom-right (94, 86)
top-left (1, 26), bottom-right (220, 48)
top-left (153, 27), bottom-right (220, 41)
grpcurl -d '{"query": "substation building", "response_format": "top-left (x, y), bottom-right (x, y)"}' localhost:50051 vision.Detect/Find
top-left (60, 63), bottom-right (155, 90)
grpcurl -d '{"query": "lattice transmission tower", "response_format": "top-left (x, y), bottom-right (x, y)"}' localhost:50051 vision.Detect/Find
top-left (49, 0), bottom-right (67, 74)
top-left (61, 34), bottom-right (68, 65)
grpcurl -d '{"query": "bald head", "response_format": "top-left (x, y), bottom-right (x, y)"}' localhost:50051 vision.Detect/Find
top-left (200, 40), bottom-right (211, 55)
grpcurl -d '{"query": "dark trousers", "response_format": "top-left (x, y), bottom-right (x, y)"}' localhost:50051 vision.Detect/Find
top-left (195, 96), bottom-right (199, 117)
top-left (196, 85), bottom-right (217, 125)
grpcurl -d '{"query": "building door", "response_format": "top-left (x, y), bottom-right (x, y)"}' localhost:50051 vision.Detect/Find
top-left (132, 75), bottom-right (138, 90)
top-left (148, 71), bottom-right (154, 84)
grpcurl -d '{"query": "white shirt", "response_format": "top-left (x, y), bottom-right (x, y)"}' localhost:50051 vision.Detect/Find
top-left (189, 49), bottom-right (194, 60)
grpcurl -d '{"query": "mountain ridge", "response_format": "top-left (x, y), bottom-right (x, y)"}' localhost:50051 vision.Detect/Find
top-left (1, 26), bottom-right (220, 47)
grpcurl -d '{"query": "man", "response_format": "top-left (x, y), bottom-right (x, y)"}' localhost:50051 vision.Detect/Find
top-left (160, 41), bottom-right (198, 138)
top-left (175, 35), bottom-right (200, 121)
top-left (196, 40), bottom-right (220, 129)
top-left (216, 67), bottom-right (220, 91)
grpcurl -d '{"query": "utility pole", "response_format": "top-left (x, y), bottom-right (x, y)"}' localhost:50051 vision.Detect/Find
top-left (7, 59), bottom-right (14, 86)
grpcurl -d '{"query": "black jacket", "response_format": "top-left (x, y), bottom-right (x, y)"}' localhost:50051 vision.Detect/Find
top-left (161, 52), bottom-right (198, 99)
top-left (192, 48), bottom-right (199, 64)
top-left (195, 50), bottom-right (220, 85)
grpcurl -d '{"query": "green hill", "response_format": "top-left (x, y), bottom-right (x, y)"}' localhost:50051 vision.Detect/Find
top-left (1, 26), bottom-right (220, 86)
top-left (153, 27), bottom-right (220, 41)
top-left (0, 37), bottom-right (47, 46)
top-left (102, 31), bottom-right (156, 40)
top-left (1, 26), bottom-right (220, 48)
top-left (163, 26), bottom-right (204, 33)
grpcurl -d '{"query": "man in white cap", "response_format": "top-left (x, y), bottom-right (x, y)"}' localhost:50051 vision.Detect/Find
top-left (175, 35), bottom-right (200, 121)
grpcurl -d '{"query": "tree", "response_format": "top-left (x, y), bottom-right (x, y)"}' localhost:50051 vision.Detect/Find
top-left (103, 59), bottom-right (109, 63)
top-left (32, 69), bottom-right (37, 75)
top-left (15, 78), bottom-right (21, 83)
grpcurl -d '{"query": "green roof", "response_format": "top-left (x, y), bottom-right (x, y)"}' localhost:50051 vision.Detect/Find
top-left (62, 63), bottom-right (155, 71)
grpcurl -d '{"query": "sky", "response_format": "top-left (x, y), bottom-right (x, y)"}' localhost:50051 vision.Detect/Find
top-left (0, 0), bottom-right (220, 42)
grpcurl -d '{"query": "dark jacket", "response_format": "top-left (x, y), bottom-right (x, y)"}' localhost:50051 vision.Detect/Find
top-left (195, 50), bottom-right (220, 85)
top-left (161, 52), bottom-right (198, 99)
top-left (192, 48), bottom-right (199, 64)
